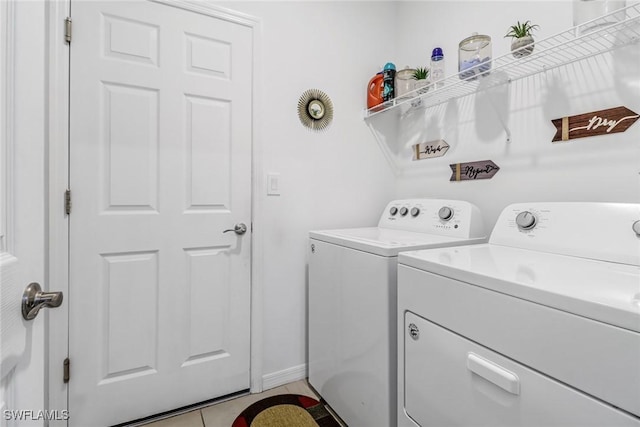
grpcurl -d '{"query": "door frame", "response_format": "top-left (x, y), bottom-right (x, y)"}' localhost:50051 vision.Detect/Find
top-left (46, 2), bottom-right (264, 423)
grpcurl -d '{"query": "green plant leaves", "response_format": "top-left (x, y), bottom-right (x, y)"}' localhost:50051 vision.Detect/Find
top-left (505, 20), bottom-right (539, 38)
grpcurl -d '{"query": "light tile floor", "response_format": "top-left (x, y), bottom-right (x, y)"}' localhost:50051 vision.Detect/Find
top-left (140, 380), bottom-right (320, 427)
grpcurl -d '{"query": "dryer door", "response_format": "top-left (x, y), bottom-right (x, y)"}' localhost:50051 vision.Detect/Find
top-left (403, 312), bottom-right (640, 427)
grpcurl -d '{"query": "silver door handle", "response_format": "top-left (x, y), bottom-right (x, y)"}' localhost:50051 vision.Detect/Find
top-left (223, 223), bottom-right (247, 235)
top-left (22, 282), bottom-right (63, 321)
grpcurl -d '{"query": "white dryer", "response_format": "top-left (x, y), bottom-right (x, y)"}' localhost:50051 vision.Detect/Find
top-left (308, 199), bottom-right (486, 427)
top-left (398, 202), bottom-right (640, 427)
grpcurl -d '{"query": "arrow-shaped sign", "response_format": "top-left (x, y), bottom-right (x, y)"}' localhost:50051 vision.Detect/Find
top-left (413, 139), bottom-right (450, 160)
top-left (449, 160), bottom-right (500, 182)
top-left (551, 106), bottom-right (639, 143)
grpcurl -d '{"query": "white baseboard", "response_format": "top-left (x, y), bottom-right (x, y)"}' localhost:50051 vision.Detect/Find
top-left (262, 364), bottom-right (307, 391)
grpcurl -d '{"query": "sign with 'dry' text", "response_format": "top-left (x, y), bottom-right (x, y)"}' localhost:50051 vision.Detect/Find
top-left (551, 106), bottom-right (639, 143)
top-left (450, 160), bottom-right (500, 182)
top-left (413, 139), bottom-right (450, 160)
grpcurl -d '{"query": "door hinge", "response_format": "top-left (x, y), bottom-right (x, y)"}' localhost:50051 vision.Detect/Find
top-left (64, 17), bottom-right (72, 43)
top-left (64, 189), bottom-right (72, 215)
top-left (63, 358), bottom-right (70, 383)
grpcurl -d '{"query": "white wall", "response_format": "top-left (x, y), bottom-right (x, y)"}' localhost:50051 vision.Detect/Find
top-left (216, 1), bottom-right (397, 385)
top-left (392, 1), bottom-right (640, 232)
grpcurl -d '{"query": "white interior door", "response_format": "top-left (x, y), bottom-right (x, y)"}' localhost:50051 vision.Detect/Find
top-left (1, 0), bottom-right (47, 424)
top-left (68, 1), bottom-right (253, 425)
top-left (0, 1), bottom-right (25, 418)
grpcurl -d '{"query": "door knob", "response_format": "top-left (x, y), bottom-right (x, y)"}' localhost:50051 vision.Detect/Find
top-left (223, 223), bottom-right (247, 235)
top-left (22, 282), bottom-right (63, 321)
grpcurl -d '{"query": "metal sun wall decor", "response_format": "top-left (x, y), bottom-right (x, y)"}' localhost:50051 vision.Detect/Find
top-left (551, 106), bottom-right (639, 143)
top-left (449, 160), bottom-right (500, 182)
top-left (413, 140), bottom-right (450, 161)
top-left (297, 89), bottom-right (334, 132)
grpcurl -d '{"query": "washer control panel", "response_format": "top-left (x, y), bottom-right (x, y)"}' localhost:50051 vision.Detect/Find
top-left (379, 199), bottom-right (485, 239)
top-left (389, 206), bottom-right (422, 218)
top-left (490, 202), bottom-right (640, 266)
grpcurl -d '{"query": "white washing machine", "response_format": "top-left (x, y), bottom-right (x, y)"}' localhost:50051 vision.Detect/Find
top-left (308, 199), bottom-right (486, 427)
top-left (397, 202), bottom-right (640, 427)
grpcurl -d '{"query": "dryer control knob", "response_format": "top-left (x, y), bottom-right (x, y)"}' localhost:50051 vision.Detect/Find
top-left (400, 207), bottom-right (409, 216)
top-left (438, 206), bottom-right (453, 221)
top-left (411, 207), bottom-right (420, 217)
top-left (633, 220), bottom-right (640, 236)
top-left (389, 207), bottom-right (398, 216)
top-left (516, 211), bottom-right (537, 230)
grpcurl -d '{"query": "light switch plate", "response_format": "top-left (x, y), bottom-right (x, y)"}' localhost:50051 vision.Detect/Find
top-left (267, 173), bottom-right (280, 196)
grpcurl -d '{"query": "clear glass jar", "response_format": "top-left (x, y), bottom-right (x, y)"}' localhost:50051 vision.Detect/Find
top-left (573, 0), bottom-right (627, 36)
top-left (395, 67), bottom-right (416, 99)
top-left (458, 33), bottom-right (492, 81)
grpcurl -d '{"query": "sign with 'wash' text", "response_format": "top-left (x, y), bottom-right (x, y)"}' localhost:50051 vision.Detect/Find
top-left (551, 106), bottom-right (639, 143)
top-left (413, 139), bottom-right (449, 160)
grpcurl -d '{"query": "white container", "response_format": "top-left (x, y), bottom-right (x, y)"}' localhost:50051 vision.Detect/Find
top-left (573, 0), bottom-right (627, 35)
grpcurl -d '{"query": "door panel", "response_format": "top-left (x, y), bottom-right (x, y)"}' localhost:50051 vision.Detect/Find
top-left (69, 1), bottom-right (253, 425)
top-left (101, 250), bottom-right (159, 382)
top-left (102, 82), bottom-right (159, 211)
top-left (186, 95), bottom-right (231, 210)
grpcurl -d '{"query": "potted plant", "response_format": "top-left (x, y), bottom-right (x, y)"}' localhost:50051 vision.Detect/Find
top-left (505, 20), bottom-right (539, 58)
top-left (412, 67), bottom-right (430, 94)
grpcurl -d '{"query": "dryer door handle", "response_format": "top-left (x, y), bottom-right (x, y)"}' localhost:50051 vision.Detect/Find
top-left (467, 352), bottom-right (520, 395)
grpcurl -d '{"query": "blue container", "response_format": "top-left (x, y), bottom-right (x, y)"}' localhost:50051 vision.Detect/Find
top-left (383, 62), bottom-right (396, 101)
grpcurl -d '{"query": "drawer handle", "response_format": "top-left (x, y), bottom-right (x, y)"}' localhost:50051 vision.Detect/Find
top-left (467, 352), bottom-right (520, 395)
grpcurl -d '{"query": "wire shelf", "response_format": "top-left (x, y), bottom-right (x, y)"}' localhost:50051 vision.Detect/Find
top-left (364, 3), bottom-right (640, 120)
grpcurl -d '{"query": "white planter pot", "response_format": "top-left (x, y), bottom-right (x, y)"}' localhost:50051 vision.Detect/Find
top-left (511, 35), bottom-right (535, 58)
top-left (414, 79), bottom-right (430, 94)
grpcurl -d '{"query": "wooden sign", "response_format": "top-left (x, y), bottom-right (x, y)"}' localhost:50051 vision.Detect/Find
top-left (450, 160), bottom-right (500, 182)
top-left (551, 106), bottom-right (639, 143)
top-left (413, 139), bottom-right (450, 160)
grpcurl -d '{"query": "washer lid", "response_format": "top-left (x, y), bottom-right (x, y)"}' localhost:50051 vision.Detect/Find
top-left (399, 244), bottom-right (640, 333)
top-left (309, 227), bottom-right (486, 257)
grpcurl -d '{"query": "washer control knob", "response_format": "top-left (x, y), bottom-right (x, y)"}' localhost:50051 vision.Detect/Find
top-left (410, 207), bottom-right (420, 217)
top-left (633, 220), bottom-right (640, 236)
top-left (516, 211), bottom-right (537, 230)
top-left (438, 206), bottom-right (453, 221)
top-left (400, 207), bottom-right (409, 216)
top-left (390, 207), bottom-right (398, 216)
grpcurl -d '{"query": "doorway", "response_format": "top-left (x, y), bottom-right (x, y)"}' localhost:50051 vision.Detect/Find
top-left (51, 1), bottom-right (259, 424)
